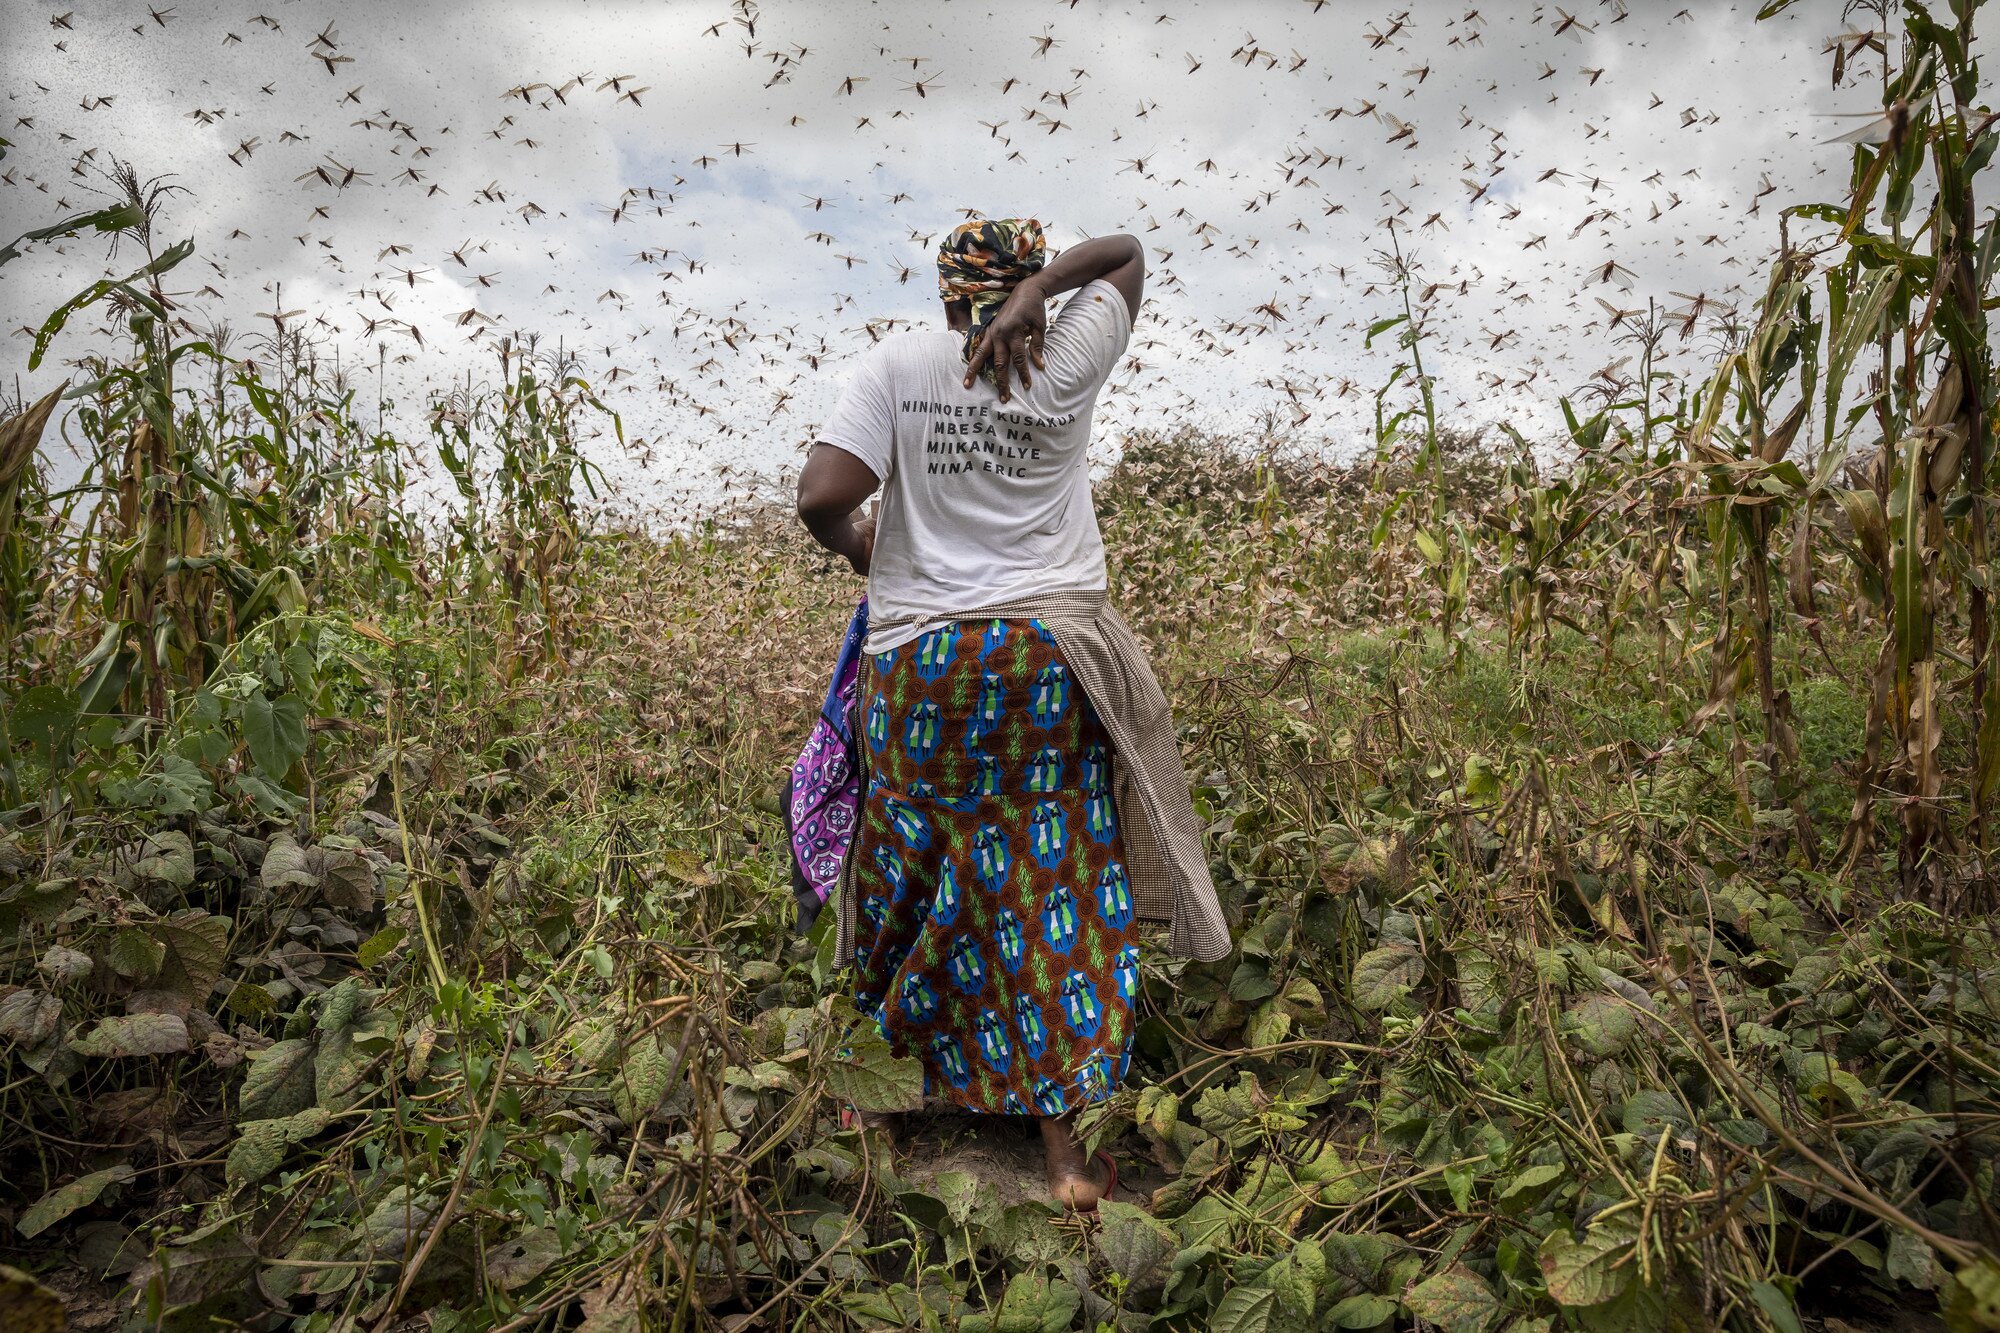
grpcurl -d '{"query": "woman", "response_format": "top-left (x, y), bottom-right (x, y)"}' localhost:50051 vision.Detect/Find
top-left (797, 218), bottom-right (1229, 1211)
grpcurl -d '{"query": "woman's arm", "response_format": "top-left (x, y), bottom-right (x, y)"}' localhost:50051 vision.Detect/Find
top-left (797, 443), bottom-right (881, 575)
top-left (964, 233), bottom-right (1144, 401)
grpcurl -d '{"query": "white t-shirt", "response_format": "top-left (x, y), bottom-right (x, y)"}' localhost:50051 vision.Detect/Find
top-left (816, 278), bottom-right (1133, 653)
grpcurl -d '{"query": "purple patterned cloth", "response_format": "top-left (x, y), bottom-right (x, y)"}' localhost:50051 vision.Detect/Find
top-left (785, 598), bottom-right (869, 931)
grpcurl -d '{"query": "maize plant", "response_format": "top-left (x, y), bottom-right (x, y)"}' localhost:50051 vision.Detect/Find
top-left (1755, 0), bottom-right (2000, 899)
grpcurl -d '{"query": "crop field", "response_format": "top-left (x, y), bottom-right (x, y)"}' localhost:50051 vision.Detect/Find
top-left (3, 3), bottom-right (2000, 1333)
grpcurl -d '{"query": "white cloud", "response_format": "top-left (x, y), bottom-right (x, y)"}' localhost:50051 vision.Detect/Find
top-left (1, 0), bottom-right (1871, 511)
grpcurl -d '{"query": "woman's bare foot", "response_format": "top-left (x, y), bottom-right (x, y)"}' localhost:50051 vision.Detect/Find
top-left (1039, 1113), bottom-right (1112, 1210)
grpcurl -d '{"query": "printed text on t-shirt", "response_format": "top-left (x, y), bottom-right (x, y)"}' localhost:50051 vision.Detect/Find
top-left (901, 399), bottom-right (1078, 478)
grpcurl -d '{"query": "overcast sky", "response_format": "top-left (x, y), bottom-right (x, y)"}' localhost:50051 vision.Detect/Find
top-left (2, 0), bottom-right (1875, 514)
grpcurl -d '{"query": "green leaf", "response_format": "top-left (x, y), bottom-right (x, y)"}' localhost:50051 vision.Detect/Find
top-left (7, 685), bottom-right (77, 756)
top-left (1351, 942), bottom-right (1422, 1011)
top-left (1364, 314), bottom-right (1407, 347)
top-left (1247, 999), bottom-right (1292, 1047)
top-left (69, 1012), bottom-right (189, 1057)
top-left (0, 989), bottom-right (61, 1046)
top-left (1330, 1294), bottom-right (1399, 1329)
top-left (0, 1263), bottom-right (68, 1333)
top-left (1621, 1090), bottom-right (1692, 1137)
top-left (226, 1107), bottom-right (331, 1186)
top-left (1209, 1284), bottom-right (1276, 1333)
top-left (0, 202), bottom-right (143, 267)
top-left (1887, 1226), bottom-right (1939, 1290)
top-left (17, 1164), bottom-right (134, 1237)
top-left (1945, 1255), bottom-right (2000, 1332)
top-left (132, 829), bottom-right (195, 887)
top-left (1095, 1199), bottom-right (1177, 1293)
top-left (107, 927), bottom-right (166, 981)
top-left (243, 691), bottom-right (309, 778)
top-left (155, 910), bottom-right (228, 1004)
top-left (238, 1036), bottom-right (318, 1121)
top-left (1538, 1216), bottom-right (1637, 1307)
top-left (318, 844), bottom-right (376, 912)
top-left (37, 947), bottom-right (91, 984)
top-left (1405, 1262), bottom-right (1501, 1332)
top-left (1497, 1162), bottom-right (1567, 1213)
top-left (1323, 1231), bottom-right (1393, 1289)
top-left (1229, 958), bottom-right (1278, 1001)
top-left (611, 1033), bottom-right (672, 1125)
top-left (226, 982), bottom-right (276, 1019)
top-left (1748, 1280), bottom-right (1805, 1333)
top-left (959, 1270), bottom-right (1079, 1333)
top-left (1564, 993), bottom-right (1640, 1058)
top-left (356, 926), bottom-right (406, 969)
top-left (485, 1227), bottom-right (563, 1291)
top-left (260, 833), bottom-right (319, 892)
top-left (826, 1030), bottom-right (924, 1113)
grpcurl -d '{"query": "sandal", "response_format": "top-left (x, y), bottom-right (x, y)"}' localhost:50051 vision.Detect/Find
top-left (1058, 1149), bottom-right (1118, 1214)
top-left (838, 1105), bottom-right (902, 1140)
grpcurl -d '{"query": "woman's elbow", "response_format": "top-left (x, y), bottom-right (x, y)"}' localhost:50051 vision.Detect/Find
top-left (795, 475), bottom-right (838, 525)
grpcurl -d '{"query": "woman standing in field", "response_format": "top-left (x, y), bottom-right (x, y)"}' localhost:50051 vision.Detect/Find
top-left (796, 218), bottom-right (1230, 1211)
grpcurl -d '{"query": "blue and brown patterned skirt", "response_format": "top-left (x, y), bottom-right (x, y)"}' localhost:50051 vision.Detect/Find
top-left (850, 617), bottom-right (1142, 1116)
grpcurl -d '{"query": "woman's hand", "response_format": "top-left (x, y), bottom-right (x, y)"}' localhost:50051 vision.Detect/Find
top-left (798, 443), bottom-right (881, 577)
top-left (964, 280), bottom-right (1048, 403)
top-left (841, 513), bottom-right (876, 576)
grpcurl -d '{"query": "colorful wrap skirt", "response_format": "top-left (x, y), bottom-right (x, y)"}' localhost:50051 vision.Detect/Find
top-left (850, 617), bottom-right (1142, 1116)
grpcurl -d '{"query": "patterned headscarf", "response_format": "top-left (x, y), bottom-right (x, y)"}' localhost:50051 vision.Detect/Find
top-left (937, 217), bottom-right (1048, 378)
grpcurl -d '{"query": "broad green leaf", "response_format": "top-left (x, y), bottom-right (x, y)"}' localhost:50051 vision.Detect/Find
top-left (1621, 1090), bottom-right (1692, 1137)
top-left (1497, 1162), bottom-right (1567, 1213)
top-left (958, 1270), bottom-right (1079, 1333)
top-left (7, 685), bottom-right (77, 756)
top-left (1095, 1199), bottom-right (1176, 1293)
top-left (1887, 1226), bottom-right (1939, 1289)
top-left (1564, 993), bottom-right (1640, 1058)
top-left (260, 833), bottom-right (319, 892)
top-left (0, 1263), bottom-right (67, 1333)
top-left (243, 691), bottom-right (309, 777)
top-left (1209, 1284), bottom-right (1276, 1333)
top-left (238, 1036), bottom-right (318, 1120)
top-left (1247, 999), bottom-right (1292, 1047)
top-left (1351, 942), bottom-right (1422, 1011)
top-left (659, 847), bottom-right (718, 886)
top-left (1330, 1293), bottom-right (1399, 1328)
top-left (132, 829), bottom-right (195, 887)
top-left (36, 947), bottom-right (91, 984)
top-left (1323, 1231), bottom-right (1394, 1289)
top-left (0, 989), bottom-right (61, 1046)
top-left (611, 1033), bottom-right (672, 1125)
top-left (1405, 1262), bottom-right (1501, 1332)
top-left (485, 1227), bottom-right (563, 1291)
top-left (107, 928), bottom-right (165, 981)
top-left (69, 1012), bottom-right (189, 1057)
top-left (826, 1031), bottom-right (924, 1113)
top-left (356, 926), bottom-right (406, 969)
top-left (1177, 1194), bottom-right (1236, 1248)
top-left (155, 910), bottom-right (229, 1004)
top-left (1748, 1280), bottom-right (1805, 1333)
top-left (226, 1107), bottom-right (331, 1185)
top-left (318, 844), bottom-right (376, 912)
top-left (1538, 1216), bottom-right (1637, 1308)
top-left (1261, 1235), bottom-right (1327, 1321)
top-left (17, 1164), bottom-right (134, 1237)
top-left (1230, 958), bottom-right (1278, 1001)
top-left (1946, 1255), bottom-right (2000, 1331)
top-left (314, 1024), bottom-right (377, 1113)
top-left (225, 981), bottom-right (276, 1019)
